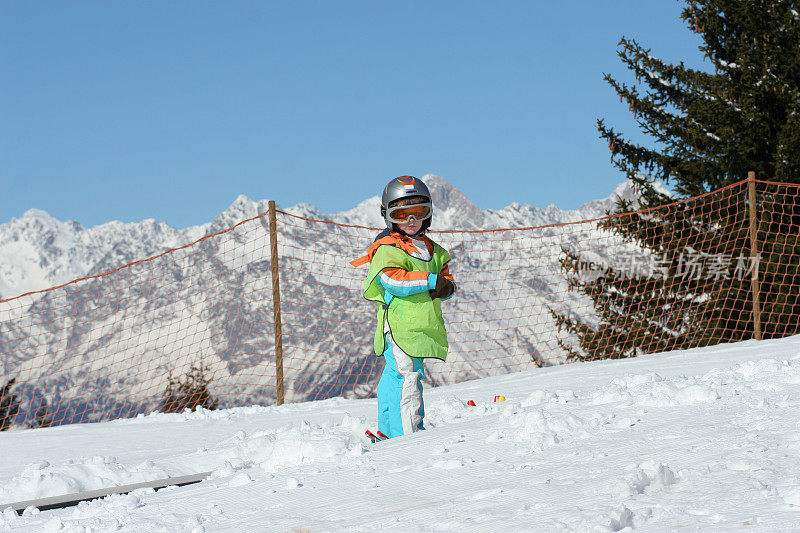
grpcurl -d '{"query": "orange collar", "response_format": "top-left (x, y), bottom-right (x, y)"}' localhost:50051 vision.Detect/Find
top-left (350, 232), bottom-right (433, 267)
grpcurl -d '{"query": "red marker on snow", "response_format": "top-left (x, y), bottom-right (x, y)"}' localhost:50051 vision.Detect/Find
top-left (466, 400), bottom-right (476, 406)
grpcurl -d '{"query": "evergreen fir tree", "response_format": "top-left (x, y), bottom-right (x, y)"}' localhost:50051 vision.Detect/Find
top-left (160, 363), bottom-right (219, 413)
top-left (557, 0), bottom-right (800, 360)
top-left (0, 378), bottom-right (20, 431)
top-left (600, 1), bottom-right (800, 198)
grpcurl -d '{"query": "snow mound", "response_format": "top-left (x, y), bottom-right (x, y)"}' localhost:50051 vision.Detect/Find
top-left (1, 335), bottom-right (800, 531)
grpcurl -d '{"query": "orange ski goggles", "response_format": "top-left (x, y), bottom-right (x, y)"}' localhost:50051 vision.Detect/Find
top-left (386, 202), bottom-right (432, 223)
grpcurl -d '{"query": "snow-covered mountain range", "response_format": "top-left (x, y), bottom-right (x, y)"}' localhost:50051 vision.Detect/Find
top-left (0, 175), bottom-right (643, 301)
top-left (0, 175), bottom-right (657, 426)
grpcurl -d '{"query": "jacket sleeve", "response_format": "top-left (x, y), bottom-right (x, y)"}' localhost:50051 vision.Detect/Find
top-left (376, 267), bottom-right (437, 298)
top-left (439, 262), bottom-right (457, 301)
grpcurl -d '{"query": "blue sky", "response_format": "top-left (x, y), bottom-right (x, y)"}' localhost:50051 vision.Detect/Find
top-left (1, 2), bottom-right (705, 228)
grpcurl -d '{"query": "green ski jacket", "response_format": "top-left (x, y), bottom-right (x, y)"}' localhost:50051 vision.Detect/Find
top-left (357, 237), bottom-right (451, 360)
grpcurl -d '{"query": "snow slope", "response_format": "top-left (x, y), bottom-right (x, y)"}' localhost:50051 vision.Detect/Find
top-left (2, 334), bottom-right (799, 531)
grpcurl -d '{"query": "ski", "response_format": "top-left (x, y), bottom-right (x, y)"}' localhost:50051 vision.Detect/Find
top-left (365, 429), bottom-right (389, 443)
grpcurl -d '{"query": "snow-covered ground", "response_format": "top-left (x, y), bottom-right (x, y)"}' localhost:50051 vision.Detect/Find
top-left (2, 335), bottom-right (800, 532)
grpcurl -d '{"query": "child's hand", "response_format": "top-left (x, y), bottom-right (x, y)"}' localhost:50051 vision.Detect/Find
top-left (429, 276), bottom-right (455, 300)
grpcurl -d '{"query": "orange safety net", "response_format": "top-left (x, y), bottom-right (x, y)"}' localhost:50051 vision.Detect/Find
top-left (1, 178), bottom-right (798, 428)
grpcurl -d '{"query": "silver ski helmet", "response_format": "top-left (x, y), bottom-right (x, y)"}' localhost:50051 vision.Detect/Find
top-left (380, 176), bottom-right (432, 232)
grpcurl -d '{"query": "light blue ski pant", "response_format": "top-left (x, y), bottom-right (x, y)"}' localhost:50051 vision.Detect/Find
top-left (377, 332), bottom-right (425, 438)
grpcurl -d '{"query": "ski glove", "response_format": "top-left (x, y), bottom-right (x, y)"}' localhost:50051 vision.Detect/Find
top-left (429, 275), bottom-right (455, 300)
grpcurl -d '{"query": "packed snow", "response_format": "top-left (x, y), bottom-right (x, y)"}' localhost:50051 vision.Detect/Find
top-left (2, 334), bottom-right (800, 531)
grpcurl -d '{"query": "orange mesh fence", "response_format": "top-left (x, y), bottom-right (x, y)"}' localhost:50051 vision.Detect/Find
top-left (1, 178), bottom-right (798, 428)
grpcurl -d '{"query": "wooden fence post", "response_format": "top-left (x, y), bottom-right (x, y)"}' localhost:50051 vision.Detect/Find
top-left (747, 171), bottom-right (763, 341)
top-left (268, 200), bottom-right (285, 404)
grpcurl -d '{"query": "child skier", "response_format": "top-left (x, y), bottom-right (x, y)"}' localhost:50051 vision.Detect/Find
top-left (350, 176), bottom-right (456, 439)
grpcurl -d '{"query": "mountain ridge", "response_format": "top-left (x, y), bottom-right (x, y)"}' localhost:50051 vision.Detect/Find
top-left (0, 175), bottom-right (671, 424)
top-left (0, 175), bottom-right (653, 301)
